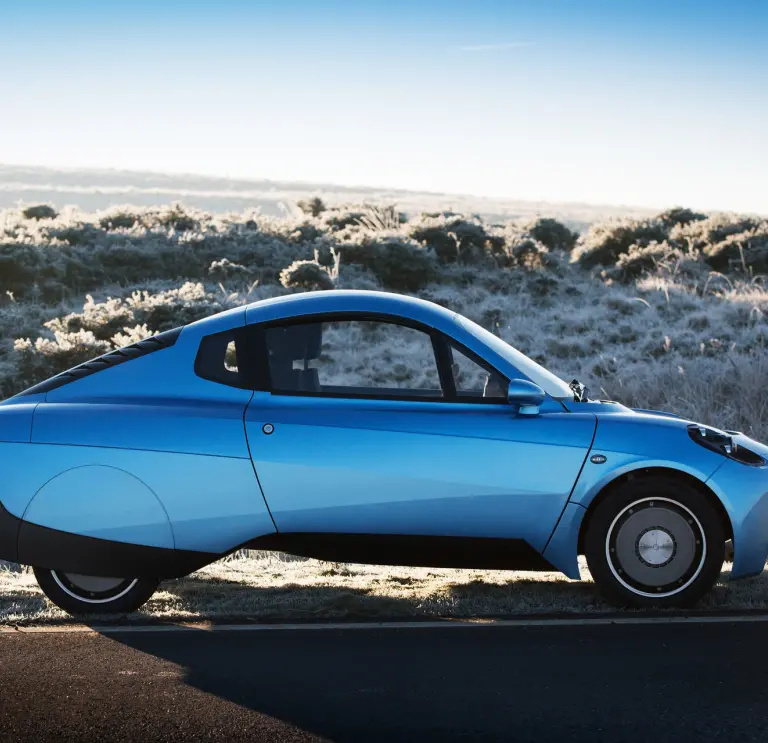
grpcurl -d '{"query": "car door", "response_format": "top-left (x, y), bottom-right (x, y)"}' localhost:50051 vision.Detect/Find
top-left (244, 315), bottom-right (596, 554)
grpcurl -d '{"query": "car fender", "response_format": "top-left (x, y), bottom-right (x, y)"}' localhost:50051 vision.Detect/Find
top-left (21, 465), bottom-right (174, 549)
top-left (542, 413), bottom-right (727, 578)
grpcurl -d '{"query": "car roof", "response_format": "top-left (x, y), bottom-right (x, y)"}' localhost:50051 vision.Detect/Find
top-left (243, 290), bottom-right (457, 325)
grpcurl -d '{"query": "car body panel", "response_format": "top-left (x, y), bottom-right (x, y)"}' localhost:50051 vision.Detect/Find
top-left (32, 399), bottom-right (252, 459)
top-left (566, 411), bottom-right (728, 512)
top-left (0, 442), bottom-right (275, 553)
top-left (246, 392), bottom-right (596, 552)
top-left (23, 465), bottom-right (174, 548)
top-left (0, 402), bottom-right (39, 443)
top-left (541, 501), bottom-right (587, 579)
top-left (705, 432), bottom-right (768, 579)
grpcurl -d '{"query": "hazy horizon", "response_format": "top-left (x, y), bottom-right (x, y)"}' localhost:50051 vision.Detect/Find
top-left (0, 163), bottom-right (665, 228)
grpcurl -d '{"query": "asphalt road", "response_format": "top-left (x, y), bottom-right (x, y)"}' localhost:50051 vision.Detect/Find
top-left (0, 621), bottom-right (765, 742)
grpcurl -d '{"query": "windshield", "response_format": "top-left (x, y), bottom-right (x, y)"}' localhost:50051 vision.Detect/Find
top-left (456, 315), bottom-right (573, 399)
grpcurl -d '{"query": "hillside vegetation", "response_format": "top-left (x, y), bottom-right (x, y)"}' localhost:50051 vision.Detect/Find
top-left (2, 200), bottom-right (767, 438)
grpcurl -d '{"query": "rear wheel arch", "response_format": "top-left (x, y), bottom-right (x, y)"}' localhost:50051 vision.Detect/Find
top-left (21, 464), bottom-right (175, 550)
top-left (577, 466), bottom-right (732, 554)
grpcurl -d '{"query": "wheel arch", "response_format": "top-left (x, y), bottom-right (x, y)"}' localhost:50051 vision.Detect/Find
top-left (576, 466), bottom-right (733, 554)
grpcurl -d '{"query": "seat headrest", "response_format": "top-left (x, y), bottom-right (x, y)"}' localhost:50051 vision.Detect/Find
top-left (267, 323), bottom-right (323, 362)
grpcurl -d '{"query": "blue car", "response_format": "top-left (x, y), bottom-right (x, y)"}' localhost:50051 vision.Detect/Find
top-left (1, 290), bottom-right (766, 614)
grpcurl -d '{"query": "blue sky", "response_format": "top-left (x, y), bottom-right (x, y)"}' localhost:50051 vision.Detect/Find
top-left (1, 0), bottom-right (766, 211)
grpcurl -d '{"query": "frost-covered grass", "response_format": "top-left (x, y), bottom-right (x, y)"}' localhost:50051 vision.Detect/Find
top-left (3, 554), bottom-right (768, 626)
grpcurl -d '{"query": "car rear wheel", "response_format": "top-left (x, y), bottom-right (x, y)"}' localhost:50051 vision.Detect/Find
top-left (33, 567), bottom-right (159, 615)
top-left (584, 476), bottom-right (725, 608)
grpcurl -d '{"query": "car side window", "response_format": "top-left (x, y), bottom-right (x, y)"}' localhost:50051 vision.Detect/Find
top-left (195, 328), bottom-right (252, 389)
top-left (447, 341), bottom-right (508, 401)
top-left (264, 319), bottom-right (443, 399)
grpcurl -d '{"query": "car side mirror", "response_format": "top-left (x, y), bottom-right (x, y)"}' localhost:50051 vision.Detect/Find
top-left (507, 379), bottom-right (546, 416)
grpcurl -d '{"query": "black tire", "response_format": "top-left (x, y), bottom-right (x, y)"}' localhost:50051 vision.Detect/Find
top-left (33, 567), bottom-right (159, 615)
top-left (584, 476), bottom-right (725, 608)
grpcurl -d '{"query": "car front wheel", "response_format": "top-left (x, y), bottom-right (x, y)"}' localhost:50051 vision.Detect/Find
top-left (584, 476), bottom-right (725, 608)
top-left (33, 567), bottom-right (159, 615)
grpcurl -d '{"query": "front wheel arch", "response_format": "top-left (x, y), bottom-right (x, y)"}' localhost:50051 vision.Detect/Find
top-left (577, 466), bottom-right (733, 554)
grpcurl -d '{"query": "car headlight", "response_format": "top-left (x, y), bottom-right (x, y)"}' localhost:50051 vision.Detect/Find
top-left (687, 424), bottom-right (765, 466)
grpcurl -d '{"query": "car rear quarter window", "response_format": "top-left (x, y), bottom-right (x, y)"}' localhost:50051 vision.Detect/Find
top-left (194, 327), bottom-right (255, 389)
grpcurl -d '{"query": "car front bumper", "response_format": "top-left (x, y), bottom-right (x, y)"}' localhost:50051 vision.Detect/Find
top-left (707, 456), bottom-right (768, 580)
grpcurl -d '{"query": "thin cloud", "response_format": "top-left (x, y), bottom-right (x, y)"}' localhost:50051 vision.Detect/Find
top-left (456, 41), bottom-right (535, 52)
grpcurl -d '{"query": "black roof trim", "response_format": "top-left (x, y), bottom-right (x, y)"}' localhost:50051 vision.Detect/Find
top-left (20, 326), bottom-right (184, 396)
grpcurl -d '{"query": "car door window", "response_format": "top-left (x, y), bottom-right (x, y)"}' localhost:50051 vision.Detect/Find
top-left (264, 319), bottom-right (443, 399)
top-left (447, 342), bottom-right (508, 401)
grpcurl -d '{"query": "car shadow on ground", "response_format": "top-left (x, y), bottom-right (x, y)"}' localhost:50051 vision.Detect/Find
top-left (93, 617), bottom-right (566, 742)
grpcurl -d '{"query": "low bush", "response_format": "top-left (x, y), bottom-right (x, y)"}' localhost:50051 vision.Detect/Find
top-left (605, 241), bottom-right (676, 282)
top-left (409, 214), bottom-right (504, 264)
top-left (98, 208), bottom-right (141, 230)
top-left (504, 236), bottom-right (551, 270)
top-left (208, 258), bottom-right (253, 282)
top-left (702, 224), bottom-right (768, 274)
top-left (336, 234), bottom-right (436, 291)
top-left (670, 213), bottom-right (764, 251)
top-left (520, 217), bottom-right (579, 252)
top-left (571, 218), bottom-right (668, 268)
top-left (22, 205), bottom-right (58, 221)
top-left (296, 197), bottom-right (327, 217)
top-left (279, 259), bottom-right (335, 291)
top-left (656, 207), bottom-right (707, 228)
top-left (13, 330), bottom-right (111, 386)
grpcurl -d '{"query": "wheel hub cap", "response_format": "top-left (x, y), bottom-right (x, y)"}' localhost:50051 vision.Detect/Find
top-left (606, 497), bottom-right (706, 597)
top-left (637, 528), bottom-right (676, 567)
top-left (64, 573), bottom-right (125, 593)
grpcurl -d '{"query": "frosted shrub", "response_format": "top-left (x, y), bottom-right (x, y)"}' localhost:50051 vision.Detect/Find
top-left (209, 258), bottom-right (252, 282)
top-left (606, 242), bottom-right (699, 282)
top-left (22, 205), bottom-right (58, 221)
top-left (296, 197), bottom-right (327, 217)
top-left (702, 224), bottom-right (768, 274)
top-left (123, 282), bottom-right (225, 330)
top-left (505, 236), bottom-right (551, 270)
top-left (279, 260), bottom-right (334, 291)
top-left (409, 214), bottom-right (504, 264)
top-left (98, 207), bottom-right (141, 230)
top-left (670, 213), bottom-right (764, 250)
top-left (520, 217), bottom-right (579, 252)
top-left (151, 203), bottom-right (200, 232)
top-left (13, 330), bottom-right (111, 384)
top-left (111, 323), bottom-right (153, 347)
top-left (656, 207), bottom-right (707, 228)
top-left (47, 295), bottom-right (134, 338)
top-left (336, 234), bottom-right (436, 291)
top-left (355, 204), bottom-right (405, 232)
top-left (571, 218), bottom-right (667, 268)
top-left (321, 205), bottom-right (369, 232)
top-left (48, 222), bottom-right (103, 246)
